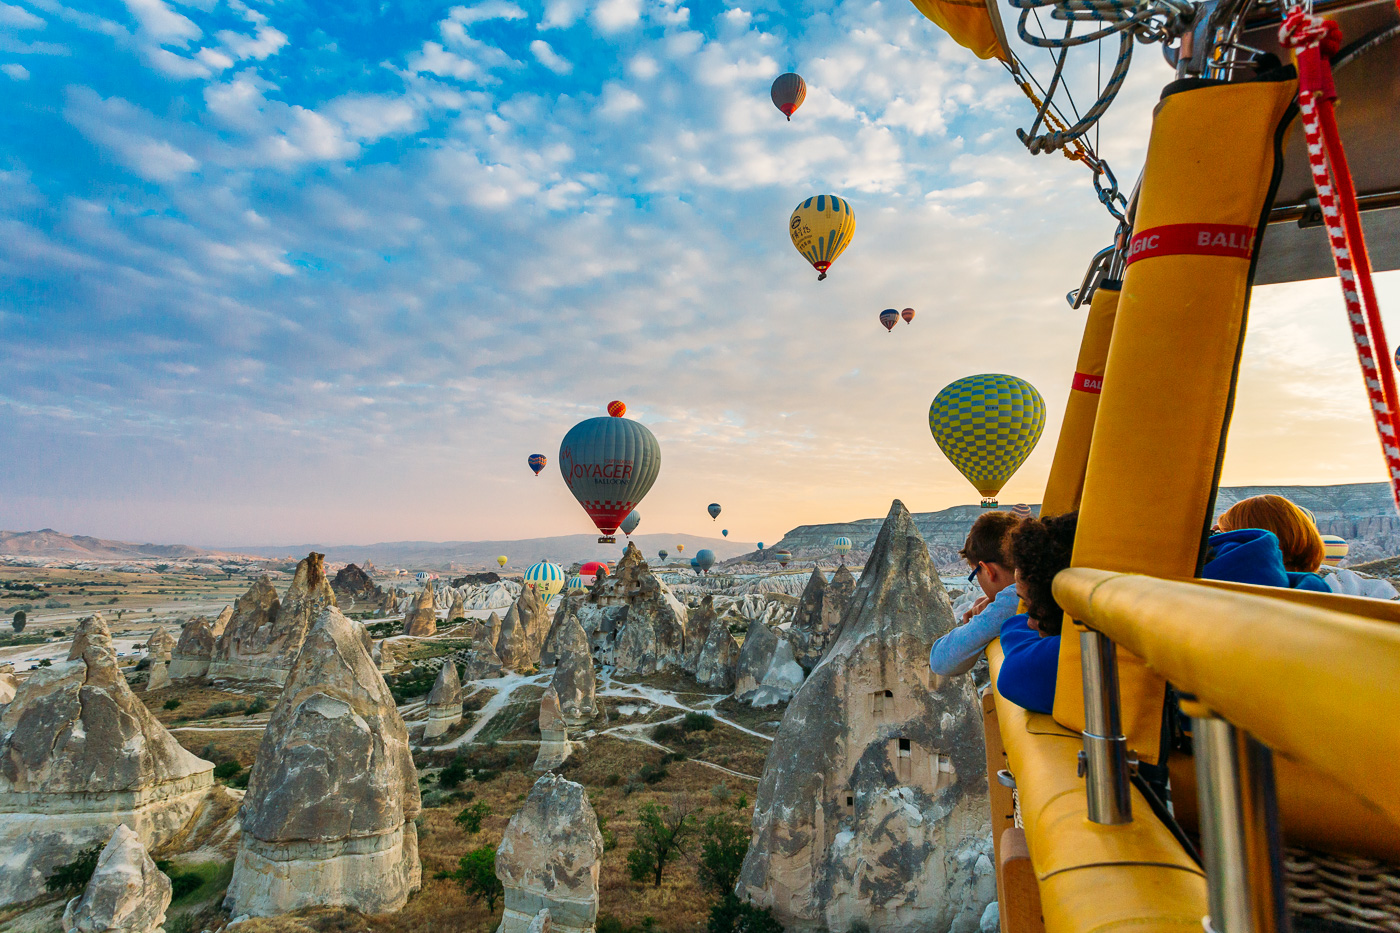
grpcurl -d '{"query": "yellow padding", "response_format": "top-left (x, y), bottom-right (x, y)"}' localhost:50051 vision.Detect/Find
top-left (1194, 577), bottom-right (1400, 625)
top-left (1053, 568), bottom-right (1400, 831)
top-left (1040, 284), bottom-right (1119, 519)
top-left (991, 644), bottom-right (1206, 933)
top-left (1055, 79), bottom-right (1298, 763)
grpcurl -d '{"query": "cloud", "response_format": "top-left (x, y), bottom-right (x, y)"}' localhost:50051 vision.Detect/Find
top-left (592, 0), bottom-right (641, 32)
top-left (0, 3), bottom-right (44, 29)
top-left (63, 87), bottom-right (200, 181)
top-left (449, 0), bottom-right (527, 26)
top-left (2, 63), bottom-right (30, 79)
top-left (529, 39), bottom-right (570, 74)
top-left (121, 0), bottom-right (200, 45)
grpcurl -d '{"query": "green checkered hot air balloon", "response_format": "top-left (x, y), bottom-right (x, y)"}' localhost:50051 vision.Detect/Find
top-left (929, 374), bottom-right (1046, 508)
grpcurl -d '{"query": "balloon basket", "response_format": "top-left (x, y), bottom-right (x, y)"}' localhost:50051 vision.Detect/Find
top-left (598, 536), bottom-right (616, 544)
top-left (980, 498), bottom-right (998, 509)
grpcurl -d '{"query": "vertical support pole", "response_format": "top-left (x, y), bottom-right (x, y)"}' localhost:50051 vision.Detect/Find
top-left (1079, 630), bottom-right (1132, 824)
top-left (1192, 713), bottom-right (1291, 933)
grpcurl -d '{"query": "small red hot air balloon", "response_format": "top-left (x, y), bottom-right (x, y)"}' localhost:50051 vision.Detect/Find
top-left (901, 307), bottom-right (915, 324)
top-left (771, 73), bottom-right (806, 121)
top-left (607, 400), bottom-right (627, 418)
top-left (880, 309), bottom-right (899, 332)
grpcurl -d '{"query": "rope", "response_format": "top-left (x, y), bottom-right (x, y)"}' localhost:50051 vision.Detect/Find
top-left (1280, 7), bottom-right (1400, 513)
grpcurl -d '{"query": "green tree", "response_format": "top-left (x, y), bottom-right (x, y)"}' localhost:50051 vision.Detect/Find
top-left (708, 894), bottom-right (784, 933)
top-left (627, 796), bottom-right (695, 887)
top-left (447, 846), bottom-right (504, 912)
top-left (455, 800), bottom-right (491, 834)
top-left (11, 610), bottom-right (25, 633)
top-left (698, 814), bottom-right (749, 894)
top-left (163, 699), bottom-right (182, 711)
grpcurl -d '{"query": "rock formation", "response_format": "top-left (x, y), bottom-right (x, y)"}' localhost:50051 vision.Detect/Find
top-left (169, 607), bottom-right (230, 680)
top-left (0, 663), bottom-right (15, 706)
top-left (0, 613), bottom-right (215, 907)
top-left (515, 585), bottom-right (551, 653)
top-left (576, 544), bottom-right (687, 676)
top-left (463, 629), bottom-right (504, 681)
top-left (534, 687), bottom-right (571, 771)
top-left (733, 620), bottom-right (804, 707)
top-left (376, 638), bottom-right (396, 673)
top-left (495, 774), bottom-right (603, 933)
top-left (682, 596), bottom-right (719, 672)
top-left (331, 564), bottom-right (390, 613)
top-left (61, 824), bottom-right (171, 933)
top-left (540, 598), bottom-right (582, 669)
top-left (210, 553), bottom-right (337, 684)
top-left (497, 603), bottom-right (535, 671)
top-left (550, 615), bottom-right (596, 726)
top-left (144, 630), bottom-right (175, 692)
top-left (736, 501), bottom-right (994, 933)
top-left (484, 611), bottom-right (503, 649)
top-left (423, 662), bottom-right (463, 740)
top-left (225, 605), bottom-right (421, 917)
top-left (528, 908), bottom-right (554, 933)
top-left (695, 619), bottom-right (740, 692)
top-left (449, 591), bottom-right (467, 625)
top-left (789, 567), bottom-right (855, 673)
top-left (403, 582), bottom-right (437, 637)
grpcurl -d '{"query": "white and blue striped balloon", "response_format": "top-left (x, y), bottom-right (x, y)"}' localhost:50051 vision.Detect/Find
top-left (524, 560), bottom-right (566, 604)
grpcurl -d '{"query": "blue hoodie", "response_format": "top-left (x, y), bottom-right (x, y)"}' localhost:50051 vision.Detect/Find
top-left (996, 527), bottom-right (1328, 714)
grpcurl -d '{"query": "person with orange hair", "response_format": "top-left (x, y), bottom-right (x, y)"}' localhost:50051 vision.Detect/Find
top-left (1204, 494), bottom-right (1328, 592)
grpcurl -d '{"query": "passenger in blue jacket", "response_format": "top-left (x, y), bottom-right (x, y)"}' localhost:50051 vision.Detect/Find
top-left (930, 510), bottom-right (1025, 677)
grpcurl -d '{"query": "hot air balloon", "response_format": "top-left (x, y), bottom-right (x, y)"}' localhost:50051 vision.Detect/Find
top-left (1012, 503), bottom-right (1033, 520)
top-left (1321, 535), bottom-right (1349, 567)
top-left (560, 402), bottom-right (661, 543)
top-left (528, 453), bottom-right (547, 475)
top-left (880, 309), bottom-right (899, 332)
top-left (774, 548), bottom-right (792, 567)
top-left (580, 560), bottom-right (608, 584)
top-left (708, 503), bottom-right (721, 521)
top-left (770, 72), bottom-right (806, 120)
top-left (607, 400), bottom-right (627, 417)
top-left (901, 308), bottom-right (915, 324)
top-left (695, 549), bottom-right (716, 573)
top-left (677, 544), bottom-right (685, 553)
top-left (524, 560), bottom-right (565, 605)
top-left (496, 556), bottom-right (508, 568)
top-left (566, 575), bottom-right (586, 594)
top-left (757, 542), bottom-right (765, 551)
top-left (929, 374), bottom-right (1046, 508)
top-left (722, 529), bottom-right (729, 537)
top-left (659, 549), bottom-right (669, 562)
top-left (690, 557), bottom-right (699, 570)
top-left (790, 195), bottom-right (855, 281)
top-left (834, 536), bottom-right (852, 557)
top-left (415, 571), bottom-right (429, 583)
top-left (621, 510), bottom-right (641, 537)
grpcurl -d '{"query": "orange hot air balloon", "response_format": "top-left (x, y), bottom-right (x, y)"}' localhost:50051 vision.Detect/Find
top-left (607, 400), bottom-right (627, 418)
top-left (901, 307), bottom-right (915, 324)
top-left (770, 73), bottom-right (807, 121)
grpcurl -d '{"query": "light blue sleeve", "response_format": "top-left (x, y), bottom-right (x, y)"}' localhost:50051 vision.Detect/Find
top-left (929, 586), bottom-right (1021, 677)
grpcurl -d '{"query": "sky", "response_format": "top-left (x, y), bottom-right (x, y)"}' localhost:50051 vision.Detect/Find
top-left (2, 0), bottom-right (1397, 548)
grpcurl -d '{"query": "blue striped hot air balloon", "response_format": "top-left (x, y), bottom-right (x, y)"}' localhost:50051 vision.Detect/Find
top-left (834, 536), bottom-right (852, 557)
top-left (560, 403), bottom-right (661, 542)
top-left (524, 561), bottom-right (565, 605)
top-left (566, 575), bottom-right (587, 594)
top-left (790, 195), bottom-right (855, 281)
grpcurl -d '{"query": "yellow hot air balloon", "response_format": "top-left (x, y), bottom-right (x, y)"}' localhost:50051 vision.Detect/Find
top-left (790, 195), bottom-right (855, 281)
top-left (929, 374), bottom-right (1046, 508)
top-left (907, 0), bottom-right (1012, 63)
top-left (497, 555), bottom-right (508, 568)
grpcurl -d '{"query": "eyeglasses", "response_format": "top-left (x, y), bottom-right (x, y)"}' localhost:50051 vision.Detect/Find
top-left (967, 563), bottom-right (981, 583)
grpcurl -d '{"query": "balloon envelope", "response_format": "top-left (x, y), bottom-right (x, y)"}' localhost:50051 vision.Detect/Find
top-left (566, 575), bottom-right (586, 593)
top-left (496, 556), bottom-right (508, 568)
top-left (580, 560), bottom-right (608, 583)
top-left (929, 374), bottom-right (1046, 506)
top-left (708, 503), bottom-right (722, 520)
top-left (524, 561), bottom-right (565, 604)
top-left (790, 195), bottom-right (855, 280)
top-left (695, 549), bottom-right (716, 572)
top-left (677, 544), bottom-right (685, 553)
top-left (757, 542), bottom-right (765, 551)
top-left (620, 510), bottom-right (641, 536)
top-left (1321, 534), bottom-right (1349, 567)
top-left (722, 529), bottom-right (729, 537)
top-left (559, 413), bottom-right (661, 536)
top-left (774, 548), bottom-right (792, 567)
top-left (528, 453), bottom-right (547, 475)
top-left (659, 549), bottom-right (669, 561)
top-left (770, 73), bottom-right (807, 120)
top-left (690, 557), bottom-right (699, 569)
top-left (901, 307), bottom-right (915, 323)
top-left (834, 536), bottom-right (852, 555)
top-left (880, 309), bottom-right (899, 332)
top-left (607, 400), bottom-right (627, 417)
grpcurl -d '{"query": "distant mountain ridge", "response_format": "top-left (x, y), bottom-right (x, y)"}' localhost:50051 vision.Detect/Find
top-left (762, 483), bottom-right (1400, 567)
top-left (0, 529), bottom-right (225, 560)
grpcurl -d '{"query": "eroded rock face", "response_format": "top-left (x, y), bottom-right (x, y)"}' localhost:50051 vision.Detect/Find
top-left (495, 774), bottom-right (603, 933)
top-left (145, 662), bottom-right (170, 693)
top-left (0, 613), bottom-right (215, 907)
top-left (484, 612), bottom-right (504, 650)
top-left (540, 599), bottom-right (582, 669)
top-left (790, 568), bottom-right (853, 673)
top-left (210, 553), bottom-right (337, 684)
top-left (145, 630), bottom-right (175, 662)
top-left (734, 620), bottom-right (804, 707)
top-left (170, 615), bottom-right (219, 680)
top-left (449, 591), bottom-right (467, 625)
top-left (577, 545), bottom-right (687, 676)
top-left (403, 583), bottom-right (437, 638)
top-left (61, 824), bottom-right (171, 933)
top-left (331, 564), bottom-right (390, 614)
top-left (497, 604), bottom-right (535, 671)
top-left (375, 639), bottom-right (396, 673)
top-left (463, 629), bottom-right (505, 681)
top-left (423, 662), bottom-right (463, 740)
top-left (695, 619), bottom-right (740, 692)
top-left (225, 606), bottom-right (422, 918)
top-left (736, 501), bottom-right (994, 933)
top-left (516, 586), bottom-right (550, 653)
top-left (550, 615), bottom-right (596, 727)
top-left (0, 664), bottom-right (15, 706)
top-left (534, 687), bottom-right (571, 771)
top-left (683, 597), bottom-right (719, 673)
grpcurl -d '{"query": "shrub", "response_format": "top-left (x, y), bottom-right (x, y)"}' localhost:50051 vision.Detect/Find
top-left (439, 757), bottom-right (469, 789)
top-left (473, 768), bottom-right (500, 783)
top-left (243, 697), bottom-right (268, 716)
top-left (454, 800), bottom-right (491, 835)
top-left (163, 699), bottom-right (182, 711)
top-left (604, 773), bottom-right (622, 787)
top-left (698, 814), bottom-right (750, 894)
top-left (168, 872), bottom-right (203, 900)
top-left (708, 894), bottom-right (784, 933)
top-left (213, 760), bottom-right (243, 780)
top-left (683, 712), bottom-right (716, 732)
top-left (445, 847), bottom-right (504, 912)
top-left (711, 782), bottom-right (732, 803)
top-left (638, 763), bottom-right (669, 785)
top-left (204, 702), bottom-right (238, 717)
top-left (11, 610), bottom-right (25, 633)
top-left (653, 723), bottom-right (682, 743)
top-left (45, 845), bottom-right (103, 893)
top-left (736, 794), bottom-right (748, 810)
top-left (230, 771), bottom-right (250, 789)
top-left (38, 658), bottom-right (51, 667)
